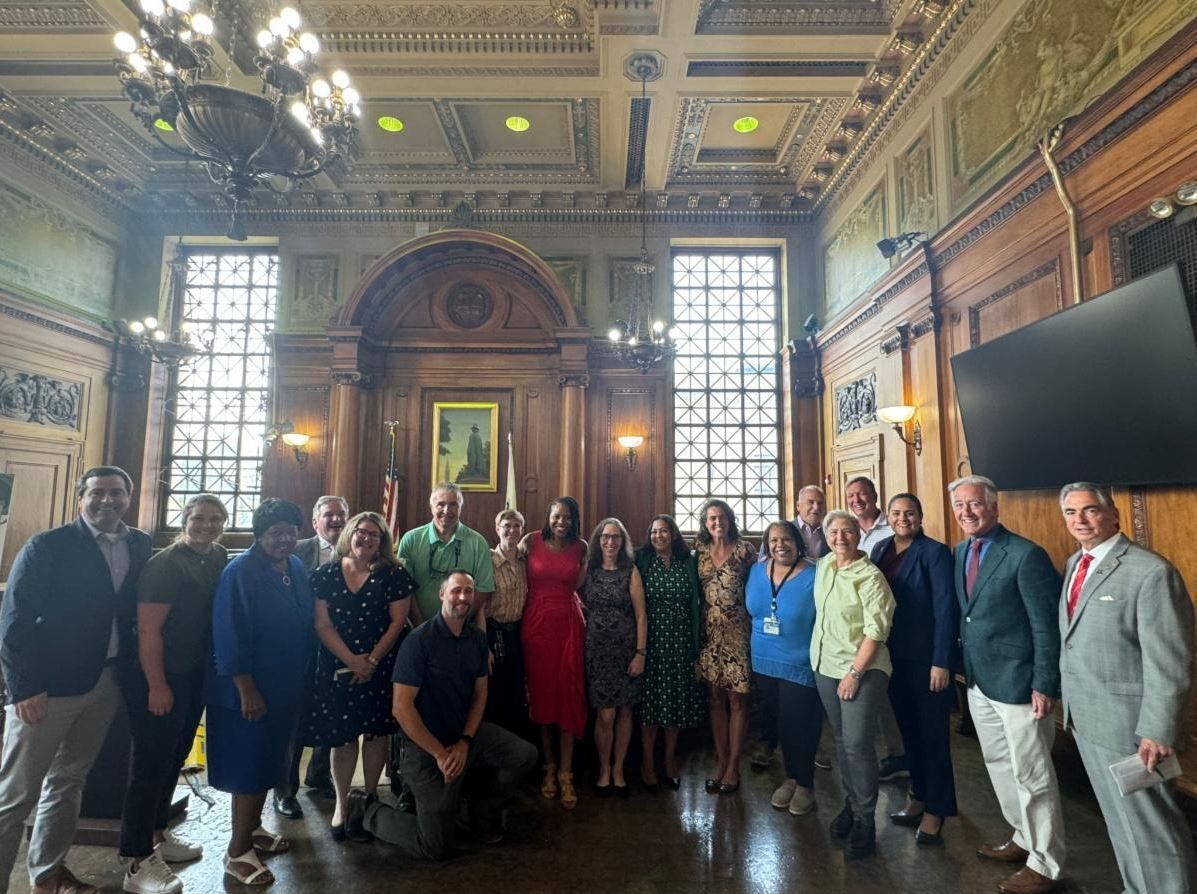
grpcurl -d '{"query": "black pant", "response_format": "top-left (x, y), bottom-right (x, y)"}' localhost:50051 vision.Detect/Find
top-left (888, 659), bottom-right (958, 817)
top-left (753, 672), bottom-right (780, 748)
top-left (278, 647), bottom-right (330, 797)
top-left (777, 678), bottom-right (823, 788)
top-left (485, 621), bottom-right (528, 737)
top-left (119, 669), bottom-right (205, 858)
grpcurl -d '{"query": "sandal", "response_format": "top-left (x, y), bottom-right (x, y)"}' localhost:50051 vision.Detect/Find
top-left (224, 848), bottom-right (274, 886)
top-left (558, 770), bottom-right (577, 810)
top-left (540, 763), bottom-right (558, 800)
top-left (250, 827), bottom-right (291, 854)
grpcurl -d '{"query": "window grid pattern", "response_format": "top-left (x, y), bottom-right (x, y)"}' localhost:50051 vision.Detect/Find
top-left (672, 251), bottom-right (782, 534)
top-left (164, 251), bottom-right (279, 530)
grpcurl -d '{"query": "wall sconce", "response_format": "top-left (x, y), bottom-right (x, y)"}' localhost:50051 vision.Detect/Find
top-left (265, 419), bottom-right (311, 468)
top-left (877, 405), bottom-right (923, 455)
top-left (617, 435), bottom-right (645, 470)
top-left (876, 231), bottom-right (928, 259)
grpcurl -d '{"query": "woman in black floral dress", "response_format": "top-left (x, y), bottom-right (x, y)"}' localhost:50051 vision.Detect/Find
top-left (303, 512), bottom-right (416, 839)
top-left (582, 518), bottom-right (647, 796)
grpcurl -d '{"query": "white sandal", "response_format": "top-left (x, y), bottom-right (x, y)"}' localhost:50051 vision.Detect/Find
top-left (250, 826), bottom-right (291, 854)
top-left (224, 848), bottom-right (274, 886)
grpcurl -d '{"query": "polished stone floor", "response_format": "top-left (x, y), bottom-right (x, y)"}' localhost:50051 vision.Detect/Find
top-left (6, 725), bottom-right (1180, 894)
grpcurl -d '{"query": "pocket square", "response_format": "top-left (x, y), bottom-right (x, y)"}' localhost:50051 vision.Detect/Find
top-left (1098, 594), bottom-right (1117, 601)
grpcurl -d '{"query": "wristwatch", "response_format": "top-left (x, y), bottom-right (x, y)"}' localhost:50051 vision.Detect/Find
top-left (848, 666), bottom-right (863, 681)
top-left (461, 733), bottom-right (474, 744)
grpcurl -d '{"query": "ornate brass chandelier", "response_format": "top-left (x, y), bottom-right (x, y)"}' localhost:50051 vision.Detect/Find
top-left (607, 63), bottom-right (678, 373)
top-left (112, 0), bottom-right (360, 240)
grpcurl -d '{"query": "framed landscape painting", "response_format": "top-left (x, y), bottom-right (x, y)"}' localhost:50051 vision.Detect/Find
top-left (431, 402), bottom-right (499, 491)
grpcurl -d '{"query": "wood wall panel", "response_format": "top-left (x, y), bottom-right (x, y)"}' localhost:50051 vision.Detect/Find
top-left (0, 444), bottom-right (75, 580)
top-left (811, 28), bottom-right (1197, 793)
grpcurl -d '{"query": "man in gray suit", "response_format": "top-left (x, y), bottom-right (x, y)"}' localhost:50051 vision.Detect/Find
top-left (950, 475), bottom-right (1064, 894)
top-left (1057, 482), bottom-right (1196, 894)
top-left (274, 494), bottom-right (348, 817)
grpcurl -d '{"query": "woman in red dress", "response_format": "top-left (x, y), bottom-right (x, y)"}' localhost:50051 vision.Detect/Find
top-left (520, 496), bottom-right (588, 809)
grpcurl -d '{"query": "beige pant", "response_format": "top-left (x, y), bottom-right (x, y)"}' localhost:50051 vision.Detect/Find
top-left (0, 669), bottom-right (120, 892)
top-left (968, 684), bottom-right (1066, 880)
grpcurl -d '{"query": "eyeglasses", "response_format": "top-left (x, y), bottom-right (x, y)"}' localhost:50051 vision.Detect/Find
top-left (429, 540), bottom-right (462, 576)
top-left (353, 529), bottom-right (382, 542)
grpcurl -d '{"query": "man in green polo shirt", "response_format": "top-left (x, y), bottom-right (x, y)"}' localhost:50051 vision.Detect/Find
top-left (398, 482), bottom-right (494, 625)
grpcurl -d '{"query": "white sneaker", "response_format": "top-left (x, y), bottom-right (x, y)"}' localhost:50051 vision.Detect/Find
top-left (770, 779), bottom-right (797, 808)
top-left (788, 785), bottom-right (817, 816)
top-left (157, 829), bottom-right (203, 863)
top-left (123, 852), bottom-right (183, 894)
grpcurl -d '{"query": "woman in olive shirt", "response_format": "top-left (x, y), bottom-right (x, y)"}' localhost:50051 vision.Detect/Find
top-left (811, 509), bottom-right (896, 860)
top-left (119, 494), bottom-right (228, 893)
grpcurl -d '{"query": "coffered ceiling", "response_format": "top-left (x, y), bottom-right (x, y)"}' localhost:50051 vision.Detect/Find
top-left (0, 0), bottom-right (968, 225)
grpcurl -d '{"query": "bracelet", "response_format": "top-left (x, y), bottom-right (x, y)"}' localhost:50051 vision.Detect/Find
top-left (635, 648), bottom-right (646, 656)
top-left (366, 655), bottom-right (379, 667)
top-left (848, 666), bottom-right (863, 681)
top-left (461, 733), bottom-right (474, 744)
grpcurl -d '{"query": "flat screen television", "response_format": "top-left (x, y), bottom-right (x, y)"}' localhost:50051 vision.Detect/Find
top-left (950, 264), bottom-right (1197, 490)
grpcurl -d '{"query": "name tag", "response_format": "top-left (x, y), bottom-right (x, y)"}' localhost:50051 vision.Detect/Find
top-left (763, 616), bottom-right (781, 636)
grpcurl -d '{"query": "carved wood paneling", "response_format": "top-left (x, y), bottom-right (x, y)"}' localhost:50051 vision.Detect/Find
top-left (0, 366), bottom-right (82, 429)
top-left (834, 371), bottom-right (877, 435)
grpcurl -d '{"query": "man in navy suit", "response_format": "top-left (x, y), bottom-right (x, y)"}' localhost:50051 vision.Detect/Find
top-left (951, 475), bottom-right (1064, 894)
top-left (0, 467), bottom-right (152, 894)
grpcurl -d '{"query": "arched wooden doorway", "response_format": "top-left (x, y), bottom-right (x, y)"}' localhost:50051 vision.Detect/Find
top-left (322, 230), bottom-right (591, 535)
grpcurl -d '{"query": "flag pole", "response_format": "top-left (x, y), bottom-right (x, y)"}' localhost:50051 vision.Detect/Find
top-left (382, 420), bottom-right (401, 541)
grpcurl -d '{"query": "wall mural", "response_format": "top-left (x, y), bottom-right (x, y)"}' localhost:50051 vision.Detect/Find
top-left (947, 0), bottom-right (1197, 210)
top-left (545, 256), bottom-right (589, 324)
top-left (282, 254), bottom-right (341, 333)
top-left (0, 181), bottom-right (116, 317)
top-left (897, 128), bottom-right (936, 237)
top-left (823, 182), bottom-right (888, 318)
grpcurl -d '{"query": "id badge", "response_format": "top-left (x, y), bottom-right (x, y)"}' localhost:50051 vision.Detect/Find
top-left (763, 616), bottom-right (781, 636)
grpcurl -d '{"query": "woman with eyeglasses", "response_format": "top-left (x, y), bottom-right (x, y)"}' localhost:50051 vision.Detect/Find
top-left (301, 511), bottom-right (416, 841)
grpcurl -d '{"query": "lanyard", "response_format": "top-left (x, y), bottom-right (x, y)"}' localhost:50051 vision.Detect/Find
top-left (768, 560), bottom-right (798, 617)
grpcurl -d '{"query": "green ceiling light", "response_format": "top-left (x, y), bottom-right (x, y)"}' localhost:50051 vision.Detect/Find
top-left (153, 117), bottom-right (174, 132)
top-left (377, 115), bottom-right (405, 133)
top-left (733, 116), bottom-right (759, 134)
top-left (505, 115), bottom-right (531, 132)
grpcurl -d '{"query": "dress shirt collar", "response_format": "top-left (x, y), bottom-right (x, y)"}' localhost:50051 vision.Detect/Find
top-left (424, 521), bottom-right (465, 545)
top-left (81, 514), bottom-right (129, 543)
top-left (1080, 532), bottom-right (1122, 565)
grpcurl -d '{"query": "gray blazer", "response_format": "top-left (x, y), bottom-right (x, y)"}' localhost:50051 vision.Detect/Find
top-left (294, 536), bottom-right (326, 576)
top-left (1059, 534), bottom-right (1193, 753)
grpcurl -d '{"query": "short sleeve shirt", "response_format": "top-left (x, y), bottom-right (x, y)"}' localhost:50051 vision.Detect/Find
top-left (396, 522), bottom-right (496, 620)
top-left (137, 541), bottom-right (228, 674)
top-left (391, 612), bottom-right (489, 747)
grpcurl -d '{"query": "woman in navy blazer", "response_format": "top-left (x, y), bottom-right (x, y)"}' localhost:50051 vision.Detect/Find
top-left (869, 493), bottom-right (958, 844)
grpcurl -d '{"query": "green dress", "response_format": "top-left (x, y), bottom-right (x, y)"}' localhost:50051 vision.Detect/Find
top-left (637, 550), bottom-right (705, 728)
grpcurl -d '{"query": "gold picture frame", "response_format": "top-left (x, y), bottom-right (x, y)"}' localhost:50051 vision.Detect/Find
top-left (430, 402), bottom-right (499, 491)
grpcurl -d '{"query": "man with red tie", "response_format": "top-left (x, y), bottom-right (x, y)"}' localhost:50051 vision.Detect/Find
top-left (1057, 483), bottom-right (1195, 894)
top-left (950, 475), bottom-right (1064, 894)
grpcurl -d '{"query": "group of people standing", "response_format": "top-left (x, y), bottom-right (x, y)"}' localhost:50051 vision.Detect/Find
top-left (0, 466), bottom-right (1192, 894)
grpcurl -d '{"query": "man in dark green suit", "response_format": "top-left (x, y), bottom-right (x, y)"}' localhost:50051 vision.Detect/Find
top-left (950, 475), bottom-right (1064, 894)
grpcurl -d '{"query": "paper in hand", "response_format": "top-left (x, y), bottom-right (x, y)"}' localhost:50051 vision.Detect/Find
top-left (1108, 751), bottom-right (1182, 797)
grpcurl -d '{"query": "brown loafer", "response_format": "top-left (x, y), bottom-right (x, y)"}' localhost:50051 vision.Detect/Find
top-left (976, 839), bottom-right (1030, 863)
top-left (997, 866), bottom-right (1059, 894)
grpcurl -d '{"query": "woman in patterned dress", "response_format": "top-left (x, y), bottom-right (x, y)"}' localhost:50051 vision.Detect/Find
top-left (635, 515), bottom-right (704, 790)
top-left (581, 518), bottom-right (647, 796)
top-left (304, 512), bottom-right (416, 840)
top-left (694, 499), bottom-right (757, 794)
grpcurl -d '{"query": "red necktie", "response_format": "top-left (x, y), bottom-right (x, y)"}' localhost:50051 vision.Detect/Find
top-left (1067, 553), bottom-right (1094, 620)
top-left (965, 538), bottom-right (984, 598)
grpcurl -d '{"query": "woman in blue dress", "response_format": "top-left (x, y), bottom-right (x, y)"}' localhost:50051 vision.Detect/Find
top-left (207, 499), bottom-right (313, 886)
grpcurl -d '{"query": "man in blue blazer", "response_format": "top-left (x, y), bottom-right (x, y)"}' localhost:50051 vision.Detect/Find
top-left (1057, 483), bottom-right (1195, 894)
top-left (0, 467), bottom-right (152, 894)
top-left (950, 475), bottom-right (1064, 894)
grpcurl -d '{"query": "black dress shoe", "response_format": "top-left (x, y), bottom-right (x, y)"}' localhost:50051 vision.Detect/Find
top-left (830, 801), bottom-right (853, 841)
top-left (664, 776), bottom-right (681, 790)
top-left (594, 782), bottom-right (613, 798)
top-left (844, 817), bottom-right (876, 859)
top-left (273, 795), bottom-right (303, 819)
top-left (916, 826), bottom-right (945, 846)
top-left (889, 808), bottom-right (925, 827)
top-left (614, 783), bottom-right (631, 799)
top-left (717, 780), bottom-right (739, 795)
top-left (640, 779), bottom-right (660, 794)
top-left (330, 823), bottom-right (346, 842)
top-left (704, 778), bottom-right (720, 793)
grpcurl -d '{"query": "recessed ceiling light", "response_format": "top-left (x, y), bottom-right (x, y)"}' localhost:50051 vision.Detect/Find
top-left (154, 118), bottom-right (174, 132)
top-left (733, 116), bottom-right (759, 134)
top-left (377, 116), bottom-right (404, 133)
top-left (505, 115), bottom-right (531, 132)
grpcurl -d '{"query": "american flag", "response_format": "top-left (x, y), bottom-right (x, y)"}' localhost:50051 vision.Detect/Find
top-left (382, 422), bottom-right (401, 541)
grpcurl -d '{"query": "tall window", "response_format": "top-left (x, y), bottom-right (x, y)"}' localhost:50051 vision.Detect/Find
top-left (672, 251), bottom-right (782, 534)
top-left (164, 249), bottom-right (279, 530)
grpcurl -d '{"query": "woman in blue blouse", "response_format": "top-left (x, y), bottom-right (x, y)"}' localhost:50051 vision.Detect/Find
top-left (868, 493), bottom-right (958, 845)
top-left (207, 499), bottom-right (313, 887)
top-left (745, 521), bottom-right (821, 817)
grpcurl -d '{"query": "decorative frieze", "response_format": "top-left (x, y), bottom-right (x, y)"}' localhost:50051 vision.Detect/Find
top-left (835, 371), bottom-right (877, 434)
top-left (0, 366), bottom-right (82, 429)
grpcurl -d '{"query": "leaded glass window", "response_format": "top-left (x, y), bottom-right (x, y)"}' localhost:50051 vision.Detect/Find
top-left (672, 251), bottom-right (782, 534)
top-left (163, 249), bottom-right (279, 530)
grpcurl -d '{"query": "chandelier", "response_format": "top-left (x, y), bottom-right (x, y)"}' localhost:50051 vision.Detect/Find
top-left (112, 0), bottom-right (360, 240)
top-left (607, 64), bottom-right (678, 373)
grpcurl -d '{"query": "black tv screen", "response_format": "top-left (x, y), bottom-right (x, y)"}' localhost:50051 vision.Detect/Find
top-left (950, 264), bottom-right (1197, 490)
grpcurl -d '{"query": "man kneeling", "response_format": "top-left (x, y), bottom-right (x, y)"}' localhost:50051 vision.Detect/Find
top-left (347, 571), bottom-right (537, 859)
